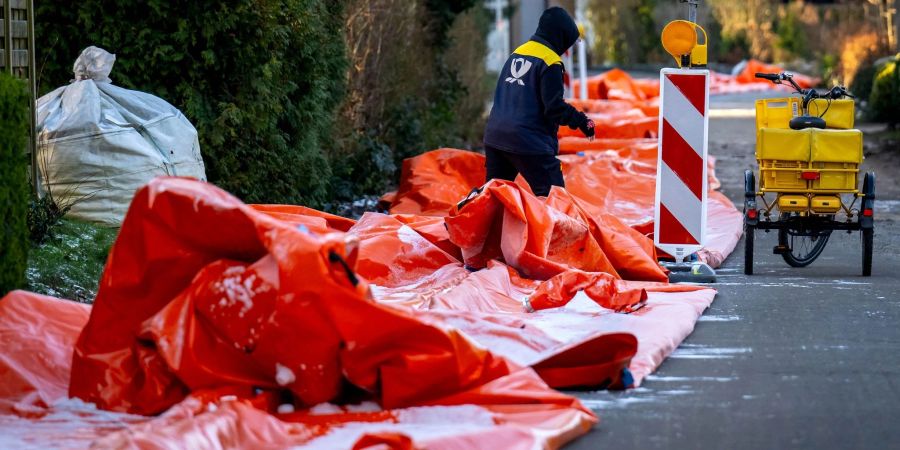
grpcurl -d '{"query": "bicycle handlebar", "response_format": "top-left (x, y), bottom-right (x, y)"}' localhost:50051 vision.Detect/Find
top-left (754, 71), bottom-right (855, 103)
top-left (828, 85), bottom-right (855, 100)
top-left (754, 72), bottom-right (780, 81)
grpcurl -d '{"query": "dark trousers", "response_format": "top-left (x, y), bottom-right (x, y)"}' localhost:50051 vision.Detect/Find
top-left (484, 145), bottom-right (565, 197)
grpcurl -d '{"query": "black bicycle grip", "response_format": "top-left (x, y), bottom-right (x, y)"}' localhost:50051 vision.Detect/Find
top-left (754, 72), bottom-right (779, 80)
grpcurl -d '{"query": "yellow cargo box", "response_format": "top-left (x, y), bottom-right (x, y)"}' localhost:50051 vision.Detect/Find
top-left (810, 129), bottom-right (863, 163)
top-left (811, 195), bottom-right (842, 213)
top-left (810, 162), bottom-right (859, 191)
top-left (809, 129), bottom-right (862, 191)
top-left (755, 98), bottom-right (801, 132)
top-left (757, 128), bottom-right (810, 161)
top-left (778, 194), bottom-right (809, 212)
top-left (808, 98), bottom-right (855, 130)
top-left (759, 160), bottom-right (807, 191)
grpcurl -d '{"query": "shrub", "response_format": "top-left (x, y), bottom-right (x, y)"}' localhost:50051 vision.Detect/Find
top-left (0, 73), bottom-right (30, 295)
top-left (27, 193), bottom-right (70, 245)
top-left (850, 59), bottom-right (879, 106)
top-left (819, 53), bottom-right (838, 86)
top-left (333, 0), bottom-right (486, 202)
top-left (716, 30), bottom-right (752, 65)
top-left (869, 55), bottom-right (900, 126)
top-left (27, 219), bottom-right (117, 303)
top-left (36, 0), bottom-right (347, 208)
top-left (588, 0), bottom-right (662, 66)
top-left (775, 10), bottom-right (807, 60)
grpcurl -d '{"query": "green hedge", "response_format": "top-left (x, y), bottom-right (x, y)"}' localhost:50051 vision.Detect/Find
top-left (36, 0), bottom-right (347, 207)
top-left (0, 73), bottom-right (30, 295)
top-left (331, 0), bottom-right (484, 203)
top-left (869, 55), bottom-right (900, 126)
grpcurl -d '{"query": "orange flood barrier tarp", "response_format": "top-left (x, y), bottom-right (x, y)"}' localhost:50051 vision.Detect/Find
top-left (2, 179), bottom-right (601, 449)
top-left (389, 147), bottom-right (741, 268)
top-left (571, 60), bottom-right (818, 100)
top-left (0, 64), bottom-right (762, 448)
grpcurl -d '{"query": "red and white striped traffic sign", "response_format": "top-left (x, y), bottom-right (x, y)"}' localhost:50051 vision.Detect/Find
top-left (654, 68), bottom-right (710, 262)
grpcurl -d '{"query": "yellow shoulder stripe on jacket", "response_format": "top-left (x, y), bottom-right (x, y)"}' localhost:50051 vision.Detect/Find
top-left (513, 41), bottom-right (561, 66)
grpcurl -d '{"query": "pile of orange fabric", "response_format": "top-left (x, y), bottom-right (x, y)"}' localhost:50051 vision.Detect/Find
top-left (0, 63), bottom-right (782, 448)
top-left (0, 175), bottom-right (721, 448)
top-left (571, 60), bottom-right (819, 109)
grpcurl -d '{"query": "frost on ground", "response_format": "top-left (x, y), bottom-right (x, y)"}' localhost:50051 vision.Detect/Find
top-left (26, 219), bottom-right (118, 304)
top-left (298, 405), bottom-right (494, 449)
top-left (326, 195), bottom-right (383, 220)
top-left (275, 363), bottom-right (296, 386)
top-left (0, 398), bottom-right (144, 449)
top-left (670, 345), bottom-right (753, 359)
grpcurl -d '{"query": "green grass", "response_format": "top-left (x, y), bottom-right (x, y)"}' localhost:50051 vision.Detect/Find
top-left (26, 219), bottom-right (118, 303)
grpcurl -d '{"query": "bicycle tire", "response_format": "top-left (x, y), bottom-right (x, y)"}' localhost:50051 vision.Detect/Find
top-left (862, 228), bottom-right (873, 277)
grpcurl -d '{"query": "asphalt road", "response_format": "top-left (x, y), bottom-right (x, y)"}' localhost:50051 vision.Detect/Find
top-left (569, 93), bottom-right (900, 450)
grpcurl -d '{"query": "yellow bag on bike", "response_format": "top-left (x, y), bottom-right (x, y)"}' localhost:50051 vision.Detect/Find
top-left (810, 129), bottom-right (862, 163)
top-left (757, 128), bottom-right (810, 161)
top-left (809, 129), bottom-right (863, 191)
top-left (808, 99), bottom-right (855, 129)
top-left (757, 128), bottom-right (810, 191)
top-left (755, 98), bottom-right (801, 131)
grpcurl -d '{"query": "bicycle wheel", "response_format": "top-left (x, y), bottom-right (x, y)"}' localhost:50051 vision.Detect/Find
top-left (861, 171), bottom-right (875, 277)
top-left (862, 228), bottom-right (873, 276)
top-left (743, 169), bottom-right (756, 275)
top-left (779, 224), bottom-right (831, 267)
top-left (744, 222), bottom-right (754, 275)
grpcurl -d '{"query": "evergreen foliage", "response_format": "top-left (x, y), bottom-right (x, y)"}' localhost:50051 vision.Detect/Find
top-left (869, 55), bottom-right (900, 126)
top-left (36, 0), bottom-right (348, 207)
top-left (775, 11), bottom-right (808, 59)
top-left (332, 0), bottom-right (488, 203)
top-left (0, 73), bottom-right (30, 295)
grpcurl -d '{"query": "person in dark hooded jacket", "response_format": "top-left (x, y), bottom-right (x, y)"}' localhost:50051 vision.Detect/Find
top-left (483, 6), bottom-right (594, 197)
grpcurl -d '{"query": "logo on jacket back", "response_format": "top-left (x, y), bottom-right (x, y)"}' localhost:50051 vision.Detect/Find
top-left (505, 58), bottom-right (532, 86)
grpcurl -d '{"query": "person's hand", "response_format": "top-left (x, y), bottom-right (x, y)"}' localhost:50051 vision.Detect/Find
top-left (579, 118), bottom-right (595, 141)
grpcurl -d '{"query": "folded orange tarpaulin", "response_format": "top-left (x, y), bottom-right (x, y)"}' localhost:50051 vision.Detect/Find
top-left (353, 246), bottom-right (642, 390)
top-left (558, 115), bottom-right (658, 139)
top-left (444, 180), bottom-right (667, 284)
top-left (71, 177), bottom-right (584, 417)
top-left (558, 136), bottom-right (659, 157)
top-left (387, 148), bottom-right (742, 271)
top-left (0, 61), bottom-right (772, 448)
top-left (0, 292), bottom-right (597, 449)
top-left (734, 59), bottom-right (819, 89)
top-left (366, 254), bottom-right (715, 388)
top-left (0, 167), bottom-right (729, 449)
top-left (0, 178), bottom-right (598, 448)
top-left (348, 207), bottom-right (655, 315)
top-left (250, 204), bottom-right (357, 232)
top-left (445, 180), bottom-right (619, 280)
top-left (570, 68), bottom-right (649, 101)
top-left (390, 147), bottom-right (485, 217)
top-left (566, 97), bottom-right (659, 118)
top-left (569, 62), bottom-right (817, 102)
top-left (0, 291), bottom-right (89, 416)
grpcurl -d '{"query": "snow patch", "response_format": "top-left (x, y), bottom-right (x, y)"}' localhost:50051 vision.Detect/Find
top-left (645, 375), bottom-right (735, 383)
top-left (309, 403), bottom-right (343, 415)
top-left (670, 346), bottom-right (752, 359)
top-left (299, 405), bottom-right (494, 449)
top-left (0, 398), bottom-right (144, 449)
top-left (275, 363), bottom-right (295, 386)
top-left (277, 403), bottom-right (295, 414)
top-left (697, 315), bottom-right (741, 322)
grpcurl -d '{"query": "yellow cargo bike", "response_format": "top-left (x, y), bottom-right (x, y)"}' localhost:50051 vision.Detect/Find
top-left (744, 72), bottom-right (875, 276)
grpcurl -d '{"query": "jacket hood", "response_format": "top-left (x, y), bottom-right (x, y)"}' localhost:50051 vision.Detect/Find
top-left (530, 7), bottom-right (579, 56)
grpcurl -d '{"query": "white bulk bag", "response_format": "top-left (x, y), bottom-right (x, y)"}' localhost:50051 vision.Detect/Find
top-left (37, 46), bottom-right (207, 225)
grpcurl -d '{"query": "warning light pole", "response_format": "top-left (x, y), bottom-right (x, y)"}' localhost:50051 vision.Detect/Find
top-left (684, 0), bottom-right (698, 25)
top-left (654, 0), bottom-right (716, 283)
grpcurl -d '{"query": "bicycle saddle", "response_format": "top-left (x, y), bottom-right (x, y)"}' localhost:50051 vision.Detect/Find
top-left (789, 115), bottom-right (826, 130)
